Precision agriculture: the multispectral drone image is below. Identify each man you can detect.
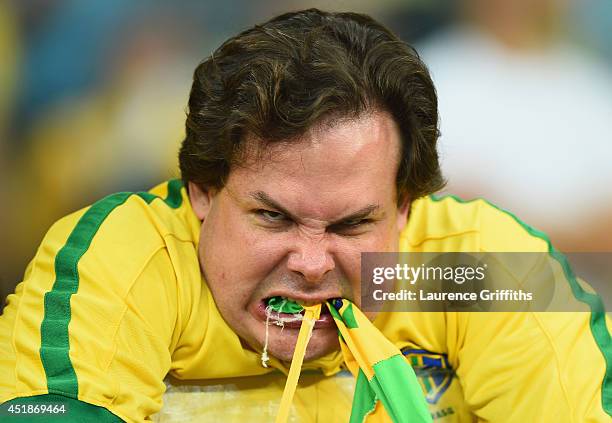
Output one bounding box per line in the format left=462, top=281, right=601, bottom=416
left=0, top=9, right=609, bottom=422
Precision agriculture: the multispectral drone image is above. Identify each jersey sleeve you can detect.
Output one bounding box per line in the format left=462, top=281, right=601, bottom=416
left=402, top=196, right=612, bottom=421
left=455, top=202, right=612, bottom=421
left=0, top=194, right=180, bottom=422
left=455, top=309, right=610, bottom=421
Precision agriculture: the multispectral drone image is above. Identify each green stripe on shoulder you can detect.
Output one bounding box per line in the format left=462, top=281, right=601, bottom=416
left=1, top=394, right=123, bottom=422
left=430, top=194, right=612, bottom=416
left=137, top=178, right=183, bottom=208
left=39, top=180, right=184, bottom=397
left=40, top=192, right=132, bottom=396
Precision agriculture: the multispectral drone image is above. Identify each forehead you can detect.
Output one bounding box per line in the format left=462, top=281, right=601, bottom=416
left=227, top=110, right=402, bottom=217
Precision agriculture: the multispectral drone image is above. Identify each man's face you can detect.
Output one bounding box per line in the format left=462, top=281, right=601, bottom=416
left=189, top=110, right=409, bottom=362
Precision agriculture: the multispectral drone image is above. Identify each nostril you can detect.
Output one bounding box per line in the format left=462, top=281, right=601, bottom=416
left=286, top=249, right=335, bottom=283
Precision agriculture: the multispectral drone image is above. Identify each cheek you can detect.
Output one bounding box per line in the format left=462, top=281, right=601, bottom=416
left=199, top=210, right=289, bottom=304
left=358, top=222, right=400, bottom=252
left=334, top=225, right=400, bottom=291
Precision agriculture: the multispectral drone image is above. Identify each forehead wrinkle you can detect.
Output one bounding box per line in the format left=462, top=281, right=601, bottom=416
left=249, top=190, right=296, bottom=220
left=224, top=110, right=401, bottom=221
left=249, top=189, right=382, bottom=224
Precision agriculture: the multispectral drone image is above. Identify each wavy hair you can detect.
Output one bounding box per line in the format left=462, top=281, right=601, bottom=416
left=179, top=9, right=444, bottom=203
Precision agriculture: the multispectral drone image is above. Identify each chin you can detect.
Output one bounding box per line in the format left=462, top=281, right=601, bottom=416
left=255, top=325, right=340, bottom=363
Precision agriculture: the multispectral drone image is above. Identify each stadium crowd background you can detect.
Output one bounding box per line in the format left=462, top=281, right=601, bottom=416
left=1, top=0, right=611, bottom=304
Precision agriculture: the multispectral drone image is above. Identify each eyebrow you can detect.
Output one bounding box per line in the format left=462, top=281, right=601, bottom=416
left=249, top=191, right=381, bottom=225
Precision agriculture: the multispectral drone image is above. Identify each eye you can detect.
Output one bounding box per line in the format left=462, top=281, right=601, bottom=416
left=328, top=218, right=373, bottom=235
left=342, top=218, right=368, bottom=227
left=258, top=209, right=287, bottom=222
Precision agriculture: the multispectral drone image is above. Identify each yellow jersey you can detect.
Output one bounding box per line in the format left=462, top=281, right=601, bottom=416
left=0, top=180, right=609, bottom=422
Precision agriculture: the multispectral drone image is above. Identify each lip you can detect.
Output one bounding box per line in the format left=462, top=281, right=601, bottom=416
left=251, top=293, right=340, bottom=329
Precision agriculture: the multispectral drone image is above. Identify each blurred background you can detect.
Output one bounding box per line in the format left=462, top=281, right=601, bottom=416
left=1, top=0, right=611, bottom=303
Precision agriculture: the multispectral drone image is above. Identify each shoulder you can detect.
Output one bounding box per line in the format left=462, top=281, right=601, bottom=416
left=47, top=179, right=197, bottom=247
left=37, top=179, right=201, bottom=294
left=0, top=181, right=203, bottom=418
left=401, top=194, right=550, bottom=252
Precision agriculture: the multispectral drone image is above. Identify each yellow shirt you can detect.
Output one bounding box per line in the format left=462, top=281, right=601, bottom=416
left=0, top=180, right=609, bottom=422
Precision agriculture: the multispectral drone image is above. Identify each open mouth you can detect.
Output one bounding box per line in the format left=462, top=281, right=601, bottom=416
left=258, top=295, right=339, bottom=367
left=257, top=296, right=336, bottom=329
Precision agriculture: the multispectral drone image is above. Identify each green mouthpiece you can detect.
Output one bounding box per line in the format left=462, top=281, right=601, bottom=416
left=267, top=296, right=304, bottom=313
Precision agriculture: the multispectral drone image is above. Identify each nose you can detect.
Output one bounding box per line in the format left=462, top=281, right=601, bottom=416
left=286, top=237, right=335, bottom=283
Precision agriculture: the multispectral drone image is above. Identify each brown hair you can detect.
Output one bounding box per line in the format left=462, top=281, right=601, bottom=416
left=179, top=8, right=444, bottom=204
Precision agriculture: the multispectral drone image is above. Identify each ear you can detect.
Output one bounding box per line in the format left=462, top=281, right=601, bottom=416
left=396, top=198, right=411, bottom=231
left=188, top=181, right=216, bottom=221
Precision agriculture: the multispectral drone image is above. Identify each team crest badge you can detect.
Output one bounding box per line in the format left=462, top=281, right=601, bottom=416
left=402, top=348, right=453, bottom=404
